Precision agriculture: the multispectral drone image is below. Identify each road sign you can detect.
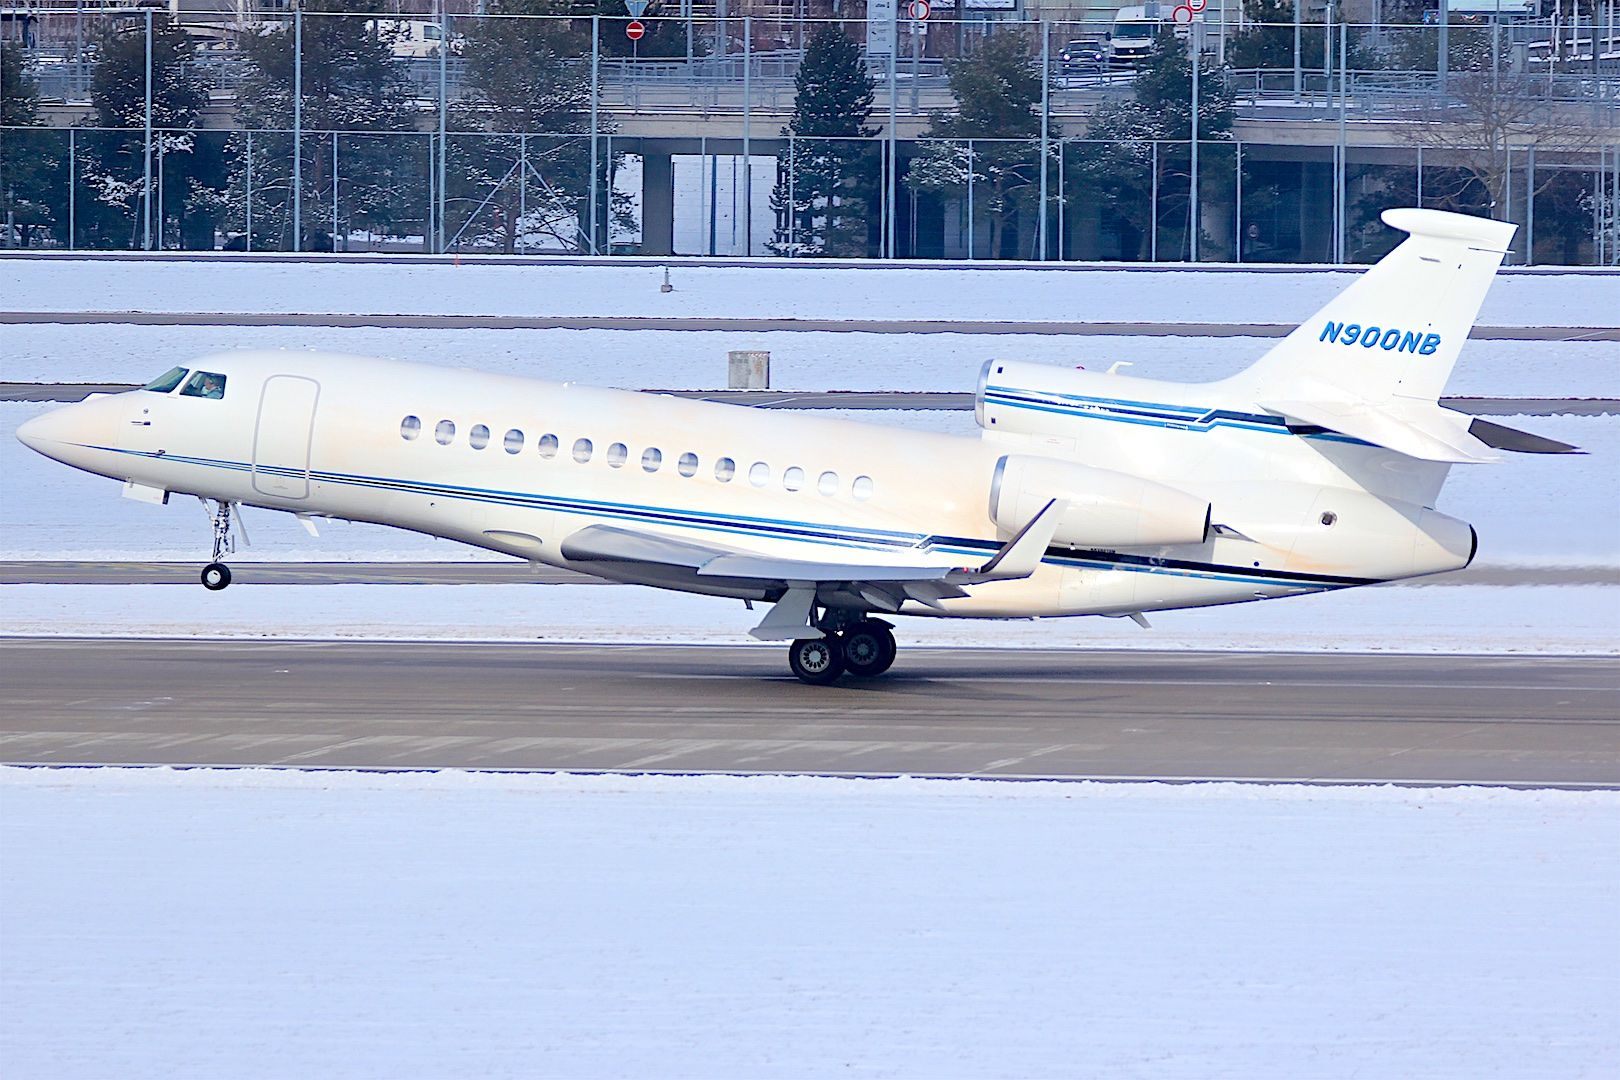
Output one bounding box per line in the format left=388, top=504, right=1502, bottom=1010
left=625, top=19, right=646, bottom=39
left=908, top=0, right=931, bottom=19
left=624, top=0, right=648, bottom=15
left=1171, top=3, right=1195, bottom=21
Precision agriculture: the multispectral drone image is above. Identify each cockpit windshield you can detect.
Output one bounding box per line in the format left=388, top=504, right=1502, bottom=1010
left=142, top=366, right=190, bottom=393
left=179, top=370, right=228, bottom=400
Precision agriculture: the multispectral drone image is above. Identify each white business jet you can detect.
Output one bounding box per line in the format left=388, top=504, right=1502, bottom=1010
left=18, top=208, right=1577, bottom=683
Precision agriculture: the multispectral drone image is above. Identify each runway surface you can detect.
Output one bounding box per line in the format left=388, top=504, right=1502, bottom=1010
left=4, top=383, right=1614, bottom=414
left=4, top=310, right=1616, bottom=340
left=3, top=639, right=1615, bottom=787
left=4, top=560, right=1616, bottom=586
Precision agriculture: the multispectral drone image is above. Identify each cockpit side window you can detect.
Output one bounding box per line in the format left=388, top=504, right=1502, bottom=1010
left=179, top=371, right=228, bottom=400
left=142, top=367, right=190, bottom=393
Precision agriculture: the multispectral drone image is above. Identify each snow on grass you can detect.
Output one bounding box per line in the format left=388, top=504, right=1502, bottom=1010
left=6, top=404, right=1615, bottom=567
left=3, top=581, right=1615, bottom=654
left=5, top=322, right=1616, bottom=398
left=2, top=766, right=1616, bottom=1080
left=4, top=256, right=1613, bottom=327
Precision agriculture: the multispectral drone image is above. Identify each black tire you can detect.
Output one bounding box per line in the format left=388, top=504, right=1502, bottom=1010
left=788, top=637, right=845, bottom=685
left=842, top=621, right=897, bottom=678
left=201, top=562, right=232, bottom=591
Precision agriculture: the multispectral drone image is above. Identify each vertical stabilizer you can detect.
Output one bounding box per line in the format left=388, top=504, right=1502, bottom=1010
left=1238, top=208, right=1517, bottom=406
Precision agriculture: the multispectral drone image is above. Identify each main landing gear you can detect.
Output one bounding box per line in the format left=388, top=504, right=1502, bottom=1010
left=200, top=499, right=242, bottom=591
left=787, top=618, right=898, bottom=685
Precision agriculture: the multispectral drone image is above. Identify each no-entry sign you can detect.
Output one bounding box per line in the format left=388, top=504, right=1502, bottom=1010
left=626, top=19, right=646, bottom=39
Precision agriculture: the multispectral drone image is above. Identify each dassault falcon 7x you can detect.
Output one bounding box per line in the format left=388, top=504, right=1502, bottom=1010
left=18, top=208, right=1579, bottom=683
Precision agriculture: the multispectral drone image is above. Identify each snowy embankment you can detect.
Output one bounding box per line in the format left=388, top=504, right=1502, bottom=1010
left=6, top=322, right=1616, bottom=399
left=3, top=256, right=1614, bottom=327
left=3, top=767, right=1616, bottom=1079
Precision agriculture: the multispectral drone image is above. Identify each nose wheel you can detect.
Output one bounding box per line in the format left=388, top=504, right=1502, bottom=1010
left=198, top=499, right=244, bottom=592
left=787, top=618, right=898, bottom=685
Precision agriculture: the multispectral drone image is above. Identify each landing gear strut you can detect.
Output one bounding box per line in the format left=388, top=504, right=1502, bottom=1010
left=787, top=616, right=898, bottom=685
left=201, top=499, right=238, bottom=591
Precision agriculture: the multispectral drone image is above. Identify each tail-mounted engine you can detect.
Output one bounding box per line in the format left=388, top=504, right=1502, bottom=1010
left=990, top=454, right=1211, bottom=550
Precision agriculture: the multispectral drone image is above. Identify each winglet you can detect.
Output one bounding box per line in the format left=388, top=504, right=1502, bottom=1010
left=972, top=499, right=1067, bottom=581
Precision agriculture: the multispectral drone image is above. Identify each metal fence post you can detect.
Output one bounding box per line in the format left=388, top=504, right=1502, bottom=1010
left=246, top=129, right=253, bottom=252
left=68, top=128, right=75, bottom=251
left=1292, top=0, right=1302, bottom=99
left=293, top=9, right=302, bottom=253
left=332, top=131, right=339, bottom=252
left=743, top=15, right=752, bottom=256
left=887, top=29, right=898, bottom=258
left=1039, top=20, right=1050, bottom=261
left=1150, top=140, right=1159, bottom=261
left=438, top=9, right=449, bottom=253
left=590, top=15, right=600, bottom=254
left=143, top=9, right=152, bottom=250
left=1336, top=16, right=1347, bottom=262
left=1525, top=143, right=1535, bottom=265
left=787, top=131, right=796, bottom=255
left=1190, top=20, right=1200, bottom=262
left=1234, top=139, right=1242, bottom=262
left=966, top=139, right=974, bottom=259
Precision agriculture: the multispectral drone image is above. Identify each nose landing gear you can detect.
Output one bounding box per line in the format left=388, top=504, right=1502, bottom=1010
left=199, top=499, right=244, bottom=591
left=787, top=617, right=898, bottom=685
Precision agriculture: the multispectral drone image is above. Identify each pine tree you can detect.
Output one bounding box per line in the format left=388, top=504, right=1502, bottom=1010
left=447, top=0, right=599, bottom=252
left=1070, top=31, right=1233, bottom=260
left=76, top=15, right=224, bottom=249
left=907, top=33, right=1052, bottom=259
left=768, top=26, right=876, bottom=257
left=229, top=2, right=418, bottom=250
left=1, top=41, right=65, bottom=247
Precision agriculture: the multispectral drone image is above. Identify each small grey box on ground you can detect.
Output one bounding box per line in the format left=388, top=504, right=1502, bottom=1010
left=728, top=350, right=770, bottom=389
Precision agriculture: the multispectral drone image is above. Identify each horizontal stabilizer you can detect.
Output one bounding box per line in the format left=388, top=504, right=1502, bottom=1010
left=1261, top=396, right=1500, bottom=463
left=1467, top=417, right=1585, bottom=455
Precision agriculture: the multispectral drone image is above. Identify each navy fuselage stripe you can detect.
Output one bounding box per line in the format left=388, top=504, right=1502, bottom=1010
left=80, top=443, right=1372, bottom=591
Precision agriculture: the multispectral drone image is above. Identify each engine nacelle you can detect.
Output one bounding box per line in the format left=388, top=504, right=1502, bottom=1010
left=990, top=454, right=1211, bottom=549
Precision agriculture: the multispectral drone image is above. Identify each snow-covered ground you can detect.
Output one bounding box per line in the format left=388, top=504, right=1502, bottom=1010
left=3, top=767, right=1615, bottom=1080
left=5, top=404, right=1615, bottom=567
left=6, top=322, right=1616, bottom=398
left=4, top=256, right=1614, bottom=326
left=4, top=580, right=1617, bottom=653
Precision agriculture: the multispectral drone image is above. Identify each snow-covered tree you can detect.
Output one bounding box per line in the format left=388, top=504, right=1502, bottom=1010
left=908, top=33, right=1054, bottom=259
left=767, top=26, right=876, bottom=257
left=75, top=16, right=223, bottom=249
left=227, top=3, right=418, bottom=250
left=1, top=41, right=66, bottom=247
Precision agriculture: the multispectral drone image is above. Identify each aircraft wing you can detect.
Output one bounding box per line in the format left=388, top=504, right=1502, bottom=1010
left=559, top=499, right=1067, bottom=639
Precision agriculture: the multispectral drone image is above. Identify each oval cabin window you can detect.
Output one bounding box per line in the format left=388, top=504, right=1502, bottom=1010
left=852, top=476, right=875, bottom=501
left=782, top=467, right=805, bottom=492
left=715, top=458, right=736, bottom=483
left=572, top=438, right=594, bottom=463
left=607, top=442, right=628, bottom=468
left=678, top=452, right=699, bottom=478
left=435, top=420, right=456, bottom=445
left=503, top=429, right=524, bottom=454
left=749, top=462, right=770, bottom=487
left=538, top=434, right=559, bottom=459
left=818, top=471, right=838, bottom=496
left=642, top=448, right=663, bottom=472
left=401, top=416, right=422, bottom=441
left=469, top=425, right=491, bottom=450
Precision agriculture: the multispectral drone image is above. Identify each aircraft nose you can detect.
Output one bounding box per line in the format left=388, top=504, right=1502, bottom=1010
left=16, top=404, right=84, bottom=458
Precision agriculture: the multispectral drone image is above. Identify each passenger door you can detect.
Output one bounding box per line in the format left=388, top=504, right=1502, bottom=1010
left=252, top=375, right=320, bottom=499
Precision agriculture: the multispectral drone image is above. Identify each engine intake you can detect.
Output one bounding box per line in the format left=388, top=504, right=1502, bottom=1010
left=990, top=454, right=1211, bottom=549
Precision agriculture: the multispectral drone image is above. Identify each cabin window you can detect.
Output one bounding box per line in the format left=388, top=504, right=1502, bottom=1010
left=435, top=420, right=456, bottom=445
left=400, top=416, right=422, bottom=441
left=818, top=470, right=838, bottom=496
left=715, top=457, right=736, bottom=483
left=641, top=448, right=662, bottom=472
left=572, top=438, right=593, bottom=463
left=179, top=371, right=227, bottom=400
left=678, top=452, right=699, bottom=478
left=749, top=462, right=770, bottom=487
left=143, top=367, right=189, bottom=393
left=503, top=429, right=524, bottom=454
left=538, top=433, right=558, bottom=458
left=782, top=467, right=805, bottom=492
left=852, top=475, right=874, bottom=501
left=469, top=424, right=491, bottom=450
left=607, top=442, right=628, bottom=468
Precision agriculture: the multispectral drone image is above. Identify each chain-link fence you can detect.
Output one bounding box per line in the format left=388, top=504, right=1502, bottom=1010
left=3, top=9, right=1617, bottom=262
